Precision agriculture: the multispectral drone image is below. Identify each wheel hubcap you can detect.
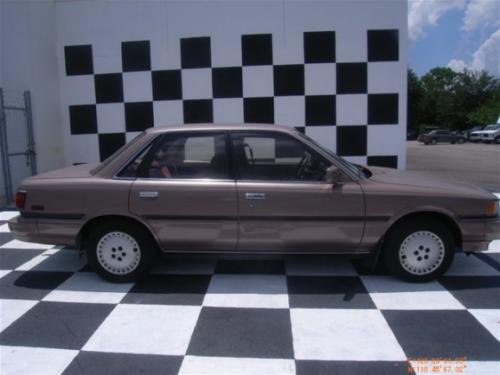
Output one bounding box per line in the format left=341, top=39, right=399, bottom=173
left=96, top=231, right=141, bottom=275
left=399, top=231, right=445, bottom=275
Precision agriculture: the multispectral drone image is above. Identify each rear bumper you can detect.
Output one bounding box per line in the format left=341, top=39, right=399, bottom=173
left=8, top=215, right=80, bottom=247
left=460, top=216, right=500, bottom=252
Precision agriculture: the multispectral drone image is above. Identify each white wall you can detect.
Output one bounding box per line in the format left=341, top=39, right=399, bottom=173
left=1, top=0, right=65, bottom=177
left=1, top=0, right=408, bottom=176
left=56, top=0, right=408, bottom=168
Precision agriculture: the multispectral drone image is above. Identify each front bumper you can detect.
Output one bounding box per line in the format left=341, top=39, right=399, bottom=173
left=460, top=216, right=500, bottom=252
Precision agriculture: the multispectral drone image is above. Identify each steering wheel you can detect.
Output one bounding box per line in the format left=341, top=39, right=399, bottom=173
left=295, top=152, right=311, bottom=179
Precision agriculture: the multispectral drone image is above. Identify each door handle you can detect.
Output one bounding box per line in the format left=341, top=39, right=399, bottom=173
left=245, top=192, right=266, bottom=200
left=139, top=191, right=159, bottom=199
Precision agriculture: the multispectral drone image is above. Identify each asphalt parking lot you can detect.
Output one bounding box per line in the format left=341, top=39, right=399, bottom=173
left=407, top=141, right=500, bottom=192
left=1, top=144, right=500, bottom=374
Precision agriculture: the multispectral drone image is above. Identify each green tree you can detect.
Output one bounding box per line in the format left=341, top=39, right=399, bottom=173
left=407, top=69, right=424, bottom=132
left=467, top=93, right=500, bottom=125
left=407, top=67, right=500, bottom=132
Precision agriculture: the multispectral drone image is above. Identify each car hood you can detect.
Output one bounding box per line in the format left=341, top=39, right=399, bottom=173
left=480, top=130, right=498, bottom=135
left=28, top=163, right=98, bottom=180
left=367, top=167, right=494, bottom=200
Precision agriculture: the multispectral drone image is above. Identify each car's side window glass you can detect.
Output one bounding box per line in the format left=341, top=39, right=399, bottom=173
left=231, top=132, right=331, bottom=181
left=118, top=132, right=229, bottom=179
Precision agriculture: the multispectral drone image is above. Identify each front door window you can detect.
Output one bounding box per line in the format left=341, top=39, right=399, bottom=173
left=230, top=132, right=331, bottom=181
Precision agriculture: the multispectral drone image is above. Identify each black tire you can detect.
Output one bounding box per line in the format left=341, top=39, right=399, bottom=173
left=86, top=220, right=158, bottom=282
left=382, top=217, right=455, bottom=282
left=431, top=138, right=437, bottom=145
left=424, top=142, right=429, bottom=145
left=495, top=137, right=500, bottom=144
left=451, top=141, right=456, bottom=144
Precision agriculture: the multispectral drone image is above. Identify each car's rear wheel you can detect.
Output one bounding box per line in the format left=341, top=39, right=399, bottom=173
left=86, top=220, right=157, bottom=282
left=431, top=138, right=437, bottom=145
left=382, top=218, right=455, bottom=282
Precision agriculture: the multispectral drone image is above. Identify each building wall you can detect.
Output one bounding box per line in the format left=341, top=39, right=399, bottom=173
left=47, top=0, right=406, bottom=170
left=0, top=0, right=65, bottom=201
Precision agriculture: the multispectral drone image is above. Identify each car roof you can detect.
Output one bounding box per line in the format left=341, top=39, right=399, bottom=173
left=145, top=123, right=297, bottom=135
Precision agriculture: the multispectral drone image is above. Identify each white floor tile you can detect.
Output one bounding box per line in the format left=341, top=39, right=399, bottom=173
left=361, top=276, right=465, bottom=310
left=43, top=272, right=133, bottom=304
left=469, top=309, right=500, bottom=341
left=203, top=275, right=288, bottom=309
left=43, top=246, right=63, bottom=255
left=179, top=356, right=296, bottom=375
left=151, top=258, right=216, bottom=275
left=15, top=254, right=50, bottom=271
left=285, top=258, right=357, bottom=276
left=0, top=299, right=38, bottom=332
left=291, top=308, right=406, bottom=361
left=83, top=304, right=201, bottom=355
left=0, top=239, right=54, bottom=250
left=0, top=224, right=10, bottom=233
left=0, top=212, right=19, bottom=221
left=0, top=345, right=78, bottom=375
left=485, top=240, right=500, bottom=253
left=410, top=360, right=500, bottom=375
left=446, top=253, right=500, bottom=276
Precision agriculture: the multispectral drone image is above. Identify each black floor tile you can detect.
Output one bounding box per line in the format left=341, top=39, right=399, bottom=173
left=0, top=249, right=44, bottom=270
left=0, top=271, right=73, bottom=300
left=383, top=310, right=500, bottom=360
left=215, top=259, right=285, bottom=275
left=0, top=233, right=14, bottom=246
left=439, top=276, right=500, bottom=308
left=63, top=351, right=183, bottom=375
left=296, top=360, right=409, bottom=375
left=122, top=274, right=211, bottom=305
left=187, top=307, right=294, bottom=358
left=0, top=302, right=114, bottom=349
left=287, top=276, right=375, bottom=309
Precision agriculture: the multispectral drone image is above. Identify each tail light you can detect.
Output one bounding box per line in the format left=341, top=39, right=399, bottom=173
left=15, top=191, right=26, bottom=210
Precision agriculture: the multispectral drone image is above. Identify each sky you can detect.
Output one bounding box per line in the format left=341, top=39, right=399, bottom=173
left=408, top=0, right=500, bottom=77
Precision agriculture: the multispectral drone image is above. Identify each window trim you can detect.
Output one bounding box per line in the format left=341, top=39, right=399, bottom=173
left=114, top=130, right=234, bottom=181
left=228, top=130, right=336, bottom=184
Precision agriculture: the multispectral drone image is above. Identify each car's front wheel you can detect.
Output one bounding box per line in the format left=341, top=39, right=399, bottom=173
left=86, top=220, right=157, bottom=282
left=382, top=218, right=455, bottom=282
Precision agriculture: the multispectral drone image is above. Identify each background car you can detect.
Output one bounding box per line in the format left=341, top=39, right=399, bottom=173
left=417, top=129, right=467, bottom=145
left=464, top=125, right=484, bottom=142
left=478, top=124, right=500, bottom=144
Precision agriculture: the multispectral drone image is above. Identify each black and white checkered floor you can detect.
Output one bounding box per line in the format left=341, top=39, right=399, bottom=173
left=1, top=211, right=499, bottom=375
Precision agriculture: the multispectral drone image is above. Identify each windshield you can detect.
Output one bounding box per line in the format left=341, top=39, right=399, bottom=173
left=294, top=131, right=364, bottom=178
left=90, top=132, right=146, bottom=175
left=484, top=124, right=499, bottom=130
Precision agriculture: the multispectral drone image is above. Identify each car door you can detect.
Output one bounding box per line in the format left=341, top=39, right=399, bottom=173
left=126, top=131, right=238, bottom=252
left=230, top=131, right=365, bottom=253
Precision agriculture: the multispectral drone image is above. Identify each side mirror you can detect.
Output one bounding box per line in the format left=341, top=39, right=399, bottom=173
left=325, top=165, right=342, bottom=185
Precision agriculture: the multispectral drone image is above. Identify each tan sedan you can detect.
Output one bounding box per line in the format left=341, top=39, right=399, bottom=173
left=9, top=124, right=500, bottom=282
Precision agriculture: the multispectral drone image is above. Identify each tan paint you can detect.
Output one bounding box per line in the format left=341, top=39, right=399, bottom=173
left=9, top=123, right=500, bottom=254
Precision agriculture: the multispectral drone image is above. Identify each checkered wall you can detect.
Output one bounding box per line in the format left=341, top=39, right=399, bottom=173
left=59, top=2, right=406, bottom=168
